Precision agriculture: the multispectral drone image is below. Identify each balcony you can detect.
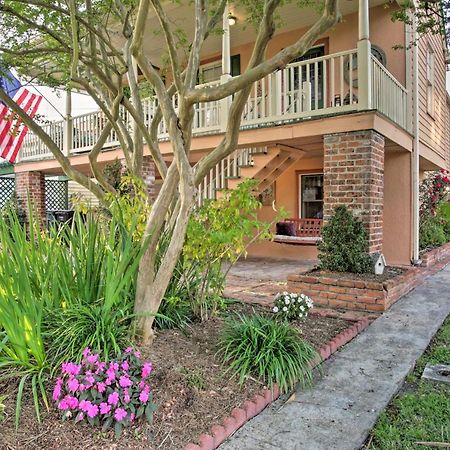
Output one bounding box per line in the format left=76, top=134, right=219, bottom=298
left=18, top=50, right=408, bottom=163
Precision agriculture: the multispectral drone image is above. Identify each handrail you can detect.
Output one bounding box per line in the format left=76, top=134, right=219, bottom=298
left=371, top=56, right=407, bottom=93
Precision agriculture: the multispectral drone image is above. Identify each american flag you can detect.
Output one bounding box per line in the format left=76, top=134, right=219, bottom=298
left=0, top=69, right=42, bottom=164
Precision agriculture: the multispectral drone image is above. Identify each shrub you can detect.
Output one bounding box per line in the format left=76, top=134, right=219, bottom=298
left=318, top=206, right=373, bottom=274
left=272, top=292, right=313, bottom=321
left=419, top=216, right=447, bottom=250
left=217, top=314, right=316, bottom=393
left=53, top=347, right=156, bottom=436
left=182, top=180, right=280, bottom=321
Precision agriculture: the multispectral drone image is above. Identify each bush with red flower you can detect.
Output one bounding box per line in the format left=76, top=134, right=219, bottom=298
left=53, top=347, right=156, bottom=436
left=419, top=169, right=450, bottom=250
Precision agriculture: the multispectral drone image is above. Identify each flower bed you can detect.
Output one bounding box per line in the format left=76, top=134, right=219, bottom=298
left=288, top=244, right=450, bottom=313
left=0, top=303, right=352, bottom=450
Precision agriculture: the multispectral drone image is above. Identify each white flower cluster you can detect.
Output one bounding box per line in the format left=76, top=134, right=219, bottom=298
left=272, top=291, right=313, bottom=321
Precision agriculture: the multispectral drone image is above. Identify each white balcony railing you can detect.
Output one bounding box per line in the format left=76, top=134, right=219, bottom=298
left=371, top=56, right=408, bottom=130
left=19, top=49, right=408, bottom=162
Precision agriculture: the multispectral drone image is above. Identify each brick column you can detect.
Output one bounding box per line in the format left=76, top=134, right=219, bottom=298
left=120, top=156, right=155, bottom=201
left=15, top=171, right=46, bottom=224
left=323, top=130, right=384, bottom=253
left=142, top=156, right=155, bottom=201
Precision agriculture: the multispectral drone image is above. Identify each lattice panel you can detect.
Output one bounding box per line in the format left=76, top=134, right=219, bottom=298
left=0, top=177, right=15, bottom=209
left=45, top=180, right=68, bottom=210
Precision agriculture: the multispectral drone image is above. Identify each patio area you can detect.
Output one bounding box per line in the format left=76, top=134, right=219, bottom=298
left=224, top=257, right=316, bottom=306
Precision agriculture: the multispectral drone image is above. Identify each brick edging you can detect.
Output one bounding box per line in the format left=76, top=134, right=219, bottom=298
left=184, top=316, right=370, bottom=450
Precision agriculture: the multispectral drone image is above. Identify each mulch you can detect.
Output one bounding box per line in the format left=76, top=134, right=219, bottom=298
left=308, top=266, right=407, bottom=282
left=0, top=303, right=350, bottom=450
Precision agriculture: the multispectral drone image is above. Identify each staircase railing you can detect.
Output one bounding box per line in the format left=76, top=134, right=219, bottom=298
left=196, top=147, right=267, bottom=207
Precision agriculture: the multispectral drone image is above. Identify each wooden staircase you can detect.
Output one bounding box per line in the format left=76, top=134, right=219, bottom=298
left=197, top=146, right=303, bottom=206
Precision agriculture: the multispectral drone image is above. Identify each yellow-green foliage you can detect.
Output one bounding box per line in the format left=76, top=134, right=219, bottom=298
left=107, top=176, right=151, bottom=241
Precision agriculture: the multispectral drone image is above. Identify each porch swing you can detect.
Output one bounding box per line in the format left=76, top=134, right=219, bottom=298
left=273, top=218, right=323, bottom=245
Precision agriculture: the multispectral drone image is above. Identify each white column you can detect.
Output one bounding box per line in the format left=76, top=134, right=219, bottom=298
left=220, top=3, right=232, bottom=131
left=63, top=88, right=73, bottom=156
left=411, top=13, right=420, bottom=264
left=222, top=3, right=231, bottom=76
left=357, top=0, right=372, bottom=110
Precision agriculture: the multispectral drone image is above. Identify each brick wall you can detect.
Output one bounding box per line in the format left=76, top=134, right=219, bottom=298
left=142, top=156, right=155, bottom=201
left=323, top=130, right=385, bottom=253
left=120, top=156, right=155, bottom=201
left=15, top=171, right=46, bottom=223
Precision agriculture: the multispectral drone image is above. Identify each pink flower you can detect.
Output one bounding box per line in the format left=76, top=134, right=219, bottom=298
left=121, top=361, right=129, bottom=371
left=107, top=392, right=119, bottom=406
left=139, top=390, right=149, bottom=403
left=67, top=377, right=79, bottom=392
left=130, top=412, right=135, bottom=422
left=124, top=392, right=131, bottom=404
left=52, top=380, right=62, bottom=401
left=106, top=368, right=116, bottom=381
left=84, top=374, right=95, bottom=385
left=79, top=400, right=92, bottom=412
left=114, top=407, right=127, bottom=422
left=141, top=362, right=152, bottom=378
left=75, top=412, right=84, bottom=422
left=66, top=396, right=79, bottom=409
left=96, top=382, right=106, bottom=393
left=86, top=354, right=98, bottom=365
left=58, top=398, right=69, bottom=410
left=61, top=362, right=81, bottom=376
left=87, top=403, right=99, bottom=418
left=100, top=402, right=111, bottom=415
left=124, top=347, right=133, bottom=353
left=82, top=347, right=91, bottom=358
left=119, top=375, right=132, bottom=388
left=134, top=350, right=141, bottom=358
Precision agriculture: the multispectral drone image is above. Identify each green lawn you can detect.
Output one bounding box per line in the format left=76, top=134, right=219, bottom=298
left=368, top=316, right=450, bottom=450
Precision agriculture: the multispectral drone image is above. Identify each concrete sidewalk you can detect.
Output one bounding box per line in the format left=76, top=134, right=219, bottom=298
left=221, top=265, right=450, bottom=450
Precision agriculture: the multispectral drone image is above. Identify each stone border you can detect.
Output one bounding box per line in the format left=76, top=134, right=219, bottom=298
left=184, top=316, right=370, bottom=450
left=287, top=245, right=450, bottom=313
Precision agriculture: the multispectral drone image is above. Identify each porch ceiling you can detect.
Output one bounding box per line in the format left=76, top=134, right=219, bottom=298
left=112, top=0, right=387, bottom=67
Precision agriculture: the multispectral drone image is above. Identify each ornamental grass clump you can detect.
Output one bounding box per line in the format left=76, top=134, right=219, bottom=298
left=272, top=292, right=313, bottom=321
left=218, top=314, right=317, bottom=393
left=53, top=348, right=156, bottom=436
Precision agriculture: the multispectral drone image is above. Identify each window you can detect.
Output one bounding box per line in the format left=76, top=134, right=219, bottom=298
left=426, top=47, right=435, bottom=115
left=299, top=174, right=324, bottom=219
left=198, top=55, right=241, bottom=84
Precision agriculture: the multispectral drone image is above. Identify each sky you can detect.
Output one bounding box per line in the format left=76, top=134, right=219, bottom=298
left=27, top=85, right=98, bottom=121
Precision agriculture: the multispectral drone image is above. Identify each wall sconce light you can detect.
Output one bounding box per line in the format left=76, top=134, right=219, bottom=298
left=228, top=14, right=237, bottom=26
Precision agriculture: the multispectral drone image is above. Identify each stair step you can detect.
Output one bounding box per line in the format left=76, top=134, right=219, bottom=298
left=238, top=164, right=254, bottom=169
left=224, top=176, right=240, bottom=180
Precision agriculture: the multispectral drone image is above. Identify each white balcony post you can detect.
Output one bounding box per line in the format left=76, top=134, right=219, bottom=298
left=220, top=3, right=232, bottom=132
left=270, top=71, right=282, bottom=117
left=357, top=0, right=372, bottom=110
left=63, top=88, right=73, bottom=156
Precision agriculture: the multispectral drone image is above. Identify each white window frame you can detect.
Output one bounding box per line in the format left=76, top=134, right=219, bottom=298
left=298, top=172, right=324, bottom=219
left=198, top=60, right=222, bottom=84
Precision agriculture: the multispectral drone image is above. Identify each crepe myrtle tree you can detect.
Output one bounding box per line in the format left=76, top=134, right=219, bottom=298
left=0, top=0, right=341, bottom=344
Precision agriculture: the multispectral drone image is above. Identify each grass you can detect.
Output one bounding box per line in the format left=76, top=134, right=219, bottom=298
left=368, top=316, right=450, bottom=450
left=217, top=314, right=317, bottom=393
